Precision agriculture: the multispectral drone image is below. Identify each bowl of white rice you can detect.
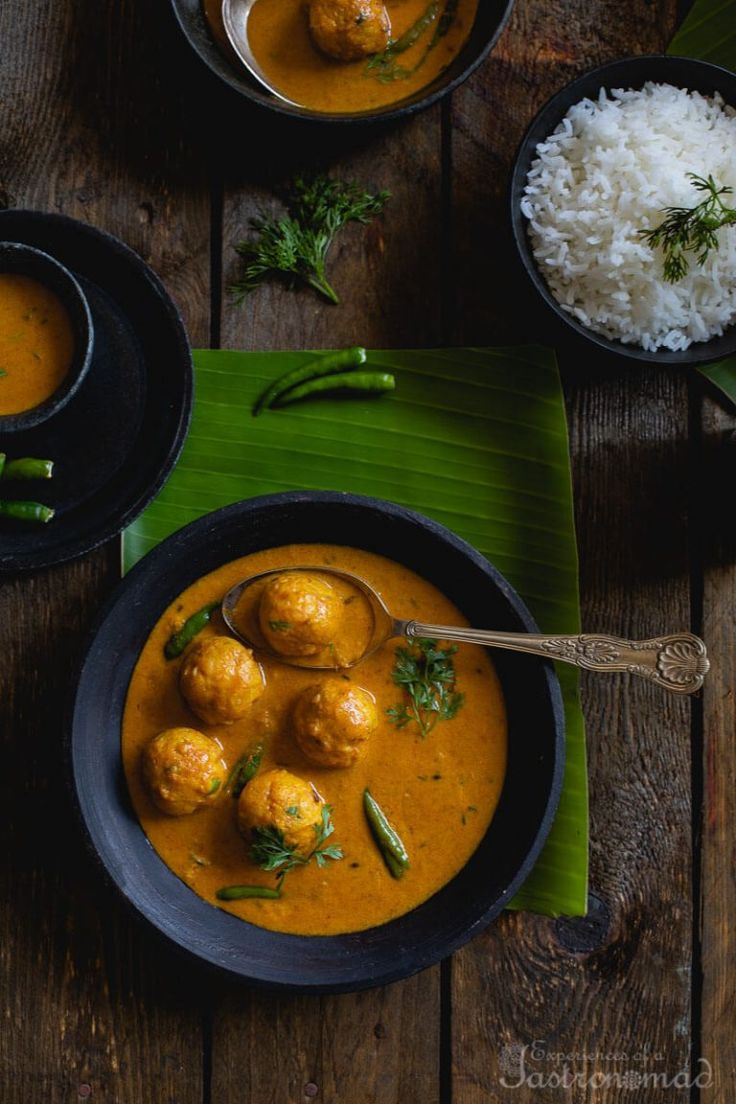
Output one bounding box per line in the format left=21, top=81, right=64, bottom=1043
left=511, top=56, right=736, bottom=364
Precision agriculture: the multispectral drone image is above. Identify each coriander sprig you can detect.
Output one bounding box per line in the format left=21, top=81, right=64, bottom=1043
left=641, top=173, right=736, bottom=283
left=232, top=175, right=390, bottom=305
left=250, top=804, right=343, bottom=885
left=386, top=637, right=464, bottom=738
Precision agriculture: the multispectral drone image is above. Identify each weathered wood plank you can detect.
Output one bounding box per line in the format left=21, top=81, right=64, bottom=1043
left=212, top=974, right=441, bottom=1103
left=448, top=0, right=694, bottom=1097
left=0, top=1, right=210, bottom=1100
left=698, top=390, right=736, bottom=1104
left=220, top=115, right=444, bottom=351
left=452, top=368, right=694, bottom=1104
left=212, top=113, right=445, bottom=1104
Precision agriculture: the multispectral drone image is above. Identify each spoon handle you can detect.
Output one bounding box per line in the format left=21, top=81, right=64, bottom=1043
left=403, top=624, right=710, bottom=695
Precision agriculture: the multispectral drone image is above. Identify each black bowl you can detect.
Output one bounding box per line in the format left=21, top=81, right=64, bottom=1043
left=169, top=0, right=514, bottom=124
left=0, top=241, right=94, bottom=432
left=510, top=55, right=736, bottom=367
left=69, top=492, right=565, bottom=992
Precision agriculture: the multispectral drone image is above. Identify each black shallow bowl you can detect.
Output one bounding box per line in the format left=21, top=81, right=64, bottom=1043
left=510, top=55, right=736, bottom=367
left=169, top=0, right=514, bottom=124
left=69, top=492, right=565, bottom=993
left=0, top=210, right=193, bottom=573
left=0, top=242, right=94, bottom=432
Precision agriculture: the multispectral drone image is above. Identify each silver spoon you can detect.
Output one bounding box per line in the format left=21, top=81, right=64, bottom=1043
left=221, top=0, right=304, bottom=106
left=221, top=567, right=709, bottom=695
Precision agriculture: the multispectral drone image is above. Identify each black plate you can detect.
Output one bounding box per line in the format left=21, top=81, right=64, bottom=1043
left=0, top=211, right=192, bottom=572
left=69, top=492, right=565, bottom=993
left=169, top=0, right=515, bottom=124
left=510, top=55, right=736, bottom=367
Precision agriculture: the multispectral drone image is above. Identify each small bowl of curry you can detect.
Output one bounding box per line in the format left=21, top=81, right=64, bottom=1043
left=0, top=242, right=94, bottom=433
left=186, top=0, right=514, bottom=121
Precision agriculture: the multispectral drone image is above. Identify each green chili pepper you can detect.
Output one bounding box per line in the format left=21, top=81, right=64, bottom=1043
left=253, top=347, right=367, bottom=415
left=432, top=0, right=459, bottom=43
left=368, top=1, right=439, bottom=69
left=216, top=885, right=282, bottom=901
left=226, top=743, right=264, bottom=798
left=1, top=457, right=54, bottom=480
left=0, top=500, right=54, bottom=523
left=363, top=789, right=410, bottom=879
left=0, top=454, right=5, bottom=479
left=164, top=601, right=220, bottom=660
left=273, top=372, right=395, bottom=409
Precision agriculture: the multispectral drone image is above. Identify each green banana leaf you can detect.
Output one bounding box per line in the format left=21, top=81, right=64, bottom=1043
left=697, top=358, right=736, bottom=404
left=670, top=0, right=736, bottom=402
left=669, top=0, right=736, bottom=67
left=124, top=347, right=588, bottom=917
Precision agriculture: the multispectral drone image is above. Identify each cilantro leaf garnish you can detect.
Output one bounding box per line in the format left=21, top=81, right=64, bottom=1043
left=386, top=637, right=464, bottom=738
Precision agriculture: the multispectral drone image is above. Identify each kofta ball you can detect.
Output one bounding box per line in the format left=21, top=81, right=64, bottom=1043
left=179, top=635, right=264, bottom=726
left=258, top=572, right=342, bottom=657
left=293, top=678, right=377, bottom=768
left=142, top=727, right=225, bottom=816
left=237, top=768, right=326, bottom=857
left=308, top=0, right=391, bottom=61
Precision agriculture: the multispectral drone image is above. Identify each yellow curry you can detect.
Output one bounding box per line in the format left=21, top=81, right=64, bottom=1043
left=122, top=543, right=507, bottom=936
left=203, top=0, right=479, bottom=114
left=0, top=273, right=73, bottom=415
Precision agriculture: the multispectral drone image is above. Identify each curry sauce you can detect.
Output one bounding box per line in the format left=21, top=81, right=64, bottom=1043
left=0, top=273, right=73, bottom=415
left=122, top=543, right=507, bottom=936
left=203, top=0, right=479, bottom=114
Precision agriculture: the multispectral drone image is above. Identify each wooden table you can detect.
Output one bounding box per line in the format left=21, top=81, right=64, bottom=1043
left=1, top=1, right=734, bottom=1101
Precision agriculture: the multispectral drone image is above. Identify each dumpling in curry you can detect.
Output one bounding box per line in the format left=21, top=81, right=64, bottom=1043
left=258, top=572, right=342, bottom=657
left=237, top=767, right=325, bottom=858
left=143, top=727, right=225, bottom=816
left=308, top=0, right=391, bottom=61
left=179, top=635, right=264, bottom=726
left=293, top=678, right=377, bottom=768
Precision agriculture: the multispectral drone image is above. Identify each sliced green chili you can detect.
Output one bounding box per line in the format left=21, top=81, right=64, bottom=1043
left=368, top=1, right=439, bottom=72
left=216, top=884, right=282, bottom=901
left=226, top=743, right=264, bottom=798
left=164, top=601, right=220, bottom=660
left=368, top=0, right=458, bottom=82
left=1, top=457, right=54, bottom=480
left=363, top=789, right=410, bottom=879
left=253, top=347, right=367, bottom=415
left=0, top=500, right=54, bottom=523
left=273, top=372, right=395, bottom=408
left=432, top=0, right=459, bottom=43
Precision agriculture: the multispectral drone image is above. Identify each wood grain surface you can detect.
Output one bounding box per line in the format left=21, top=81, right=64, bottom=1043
left=1, top=0, right=733, bottom=1102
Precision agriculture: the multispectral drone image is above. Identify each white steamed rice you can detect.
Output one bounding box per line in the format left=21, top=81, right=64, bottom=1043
left=521, top=81, right=736, bottom=352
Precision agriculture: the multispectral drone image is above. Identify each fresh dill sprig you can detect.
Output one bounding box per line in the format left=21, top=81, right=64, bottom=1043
left=250, top=804, right=344, bottom=885
left=640, top=173, right=736, bottom=283
left=386, top=637, right=464, bottom=738
left=232, top=175, right=390, bottom=305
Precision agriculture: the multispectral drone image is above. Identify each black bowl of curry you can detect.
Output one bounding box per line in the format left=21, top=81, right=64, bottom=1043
left=171, top=0, right=514, bottom=122
left=0, top=242, right=94, bottom=433
left=69, top=492, right=565, bottom=992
